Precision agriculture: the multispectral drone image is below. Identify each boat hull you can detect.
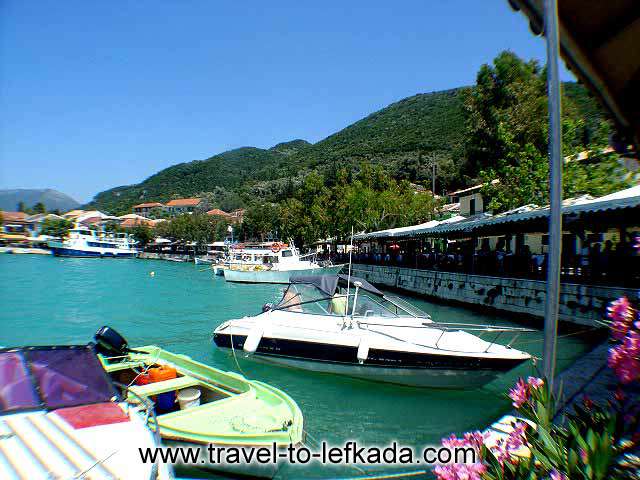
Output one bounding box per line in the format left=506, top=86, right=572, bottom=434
left=213, top=333, right=527, bottom=389
left=223, top=264, right=344, bottom=284
left=49, top=246, right=137, bottom=257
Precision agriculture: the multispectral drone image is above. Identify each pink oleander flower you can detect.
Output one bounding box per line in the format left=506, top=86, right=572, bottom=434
left=608, top=334, right=640, bottom=384
left=549, top=469, right=567, bottom=480
left=607, top=342, right=640, bottom=384
left=492, top=421, right=528, bottom=466
left=435, top=432, right=487, bottom=480
left=527, top=376, right=544, bottom=389
left=509, top=377, right=530, bottom=408
left=607, top=297, right=634, bottom=340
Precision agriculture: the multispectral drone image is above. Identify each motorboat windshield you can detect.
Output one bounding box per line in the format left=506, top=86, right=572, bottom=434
left=274, top=276, right=430, bottom=319
left=0, top=345, right=118, bottom=414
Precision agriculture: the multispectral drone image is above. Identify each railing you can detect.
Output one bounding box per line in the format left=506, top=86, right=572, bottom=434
left=321, top=252, right=640, bottom=288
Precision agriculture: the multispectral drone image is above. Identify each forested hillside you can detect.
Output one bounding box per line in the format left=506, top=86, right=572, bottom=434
left=86, top=54, right=606, bottom=216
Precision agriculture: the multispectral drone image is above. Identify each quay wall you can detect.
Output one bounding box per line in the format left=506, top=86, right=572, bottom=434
left=351, top=264, right=638, bottom=326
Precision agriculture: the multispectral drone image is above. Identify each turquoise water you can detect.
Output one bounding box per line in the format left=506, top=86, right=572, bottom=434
left=0, top=255, right=596, bottom=478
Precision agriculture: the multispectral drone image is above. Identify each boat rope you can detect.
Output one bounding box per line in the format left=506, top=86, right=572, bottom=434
left=505, top=327, right=600, bottom=347
left=72, top=449, right=118, bottom=479
left=228, top=325, right=249, bottom=377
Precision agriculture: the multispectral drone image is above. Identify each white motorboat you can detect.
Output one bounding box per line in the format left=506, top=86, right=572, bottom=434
left=220, top=242, right=344, bottom=284
left=213, top=275, right=533, bottom=389
left=194, top=241, right=227, bottom=265
left=0, top=345, right=171, bottom=479
left=48, top=227, right=138, bottom=258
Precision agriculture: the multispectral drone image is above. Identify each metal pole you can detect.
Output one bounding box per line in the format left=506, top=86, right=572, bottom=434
left=542, top=0, right=563, bottom=386
left=432, top=161, right=436, bottom=195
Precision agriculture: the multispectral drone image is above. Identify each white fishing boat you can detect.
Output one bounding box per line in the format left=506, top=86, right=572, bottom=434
left=48, top=227, right=138, bottom=258
left=194, top=241, right=227, bottom=265
left=213, top=274, right=533, bottom=389
left=0, top=345, right=171, bottom=479
left=221, top=242, right=343, bottom=284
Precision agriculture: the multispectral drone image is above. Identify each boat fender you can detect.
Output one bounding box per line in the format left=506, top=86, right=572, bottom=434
left=244, top=326, right=264, bottom=354
left=357, top=337, right=369, bottom=364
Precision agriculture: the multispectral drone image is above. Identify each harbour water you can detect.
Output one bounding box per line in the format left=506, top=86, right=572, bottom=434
left=0, top=255, right=597, bottom=478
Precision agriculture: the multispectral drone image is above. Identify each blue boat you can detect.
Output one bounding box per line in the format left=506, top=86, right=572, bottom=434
left=48, top=227, right=139, bottom=258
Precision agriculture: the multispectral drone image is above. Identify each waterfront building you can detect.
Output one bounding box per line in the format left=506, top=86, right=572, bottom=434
left=24, top=213, right=65, bottom=236
left=164, top=198, right=203, bottom=215
left=132, top=202, right=164, bottom=216
left=341, top=185, right=640, bottom=325
left=120, top=216, right=157, bottom=229
left=0, top=211, right=32, bottom=244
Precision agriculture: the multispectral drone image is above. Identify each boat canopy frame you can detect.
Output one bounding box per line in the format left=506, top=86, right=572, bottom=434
left=290, top=274, right=383, bottom=297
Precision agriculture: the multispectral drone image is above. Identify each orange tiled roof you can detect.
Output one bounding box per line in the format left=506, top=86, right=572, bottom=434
left=1, top=211, right=29, bottom=222
left=206, top=208, right=231, bottom=217
left=132, top=202, right=164, bottom=209
left=166, top=198, right=201, bottom=207
left=79, top=216, right=104, bottom=225
left=120, top=217, right=155, bottom=228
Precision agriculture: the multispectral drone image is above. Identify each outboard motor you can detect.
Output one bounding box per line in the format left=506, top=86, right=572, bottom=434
left=94, top=325, right=129, bottom=357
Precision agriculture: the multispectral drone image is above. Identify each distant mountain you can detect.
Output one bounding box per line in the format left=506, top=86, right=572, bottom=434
left=86, top=82, right=604, bottom=215
left=0, top=189, right=80, bottom=212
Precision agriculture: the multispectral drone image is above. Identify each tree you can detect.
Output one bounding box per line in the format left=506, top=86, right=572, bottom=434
left=17, top=201, right=26, bottom=212
left=40, top=218, right=73, bottom=238
left=241, top=203, right=280, bottom=241
left=463, top=50, right=547, bottom=180
left=466, top=51, right=630, bottom=213
left=32, top=202, right=46, bottom=214
left=131, top=225, right=154, bottom=247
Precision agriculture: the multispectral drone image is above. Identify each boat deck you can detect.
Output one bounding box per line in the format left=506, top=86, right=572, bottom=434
left=0, top=412, right=122, bottom=480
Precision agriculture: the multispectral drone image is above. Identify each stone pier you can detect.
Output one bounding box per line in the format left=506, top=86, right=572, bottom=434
left=351, top=264, right=637, bottom=326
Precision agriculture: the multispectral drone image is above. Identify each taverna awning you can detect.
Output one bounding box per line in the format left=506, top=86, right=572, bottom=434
left=414, top=185, right=640, bottom=237
left=352, top=215, right=465, bottom=241
left=351, top=186, right=640, bottom=241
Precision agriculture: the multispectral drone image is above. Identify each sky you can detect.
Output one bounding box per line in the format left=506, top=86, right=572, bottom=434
left=0, top=0, right=575, bottom=203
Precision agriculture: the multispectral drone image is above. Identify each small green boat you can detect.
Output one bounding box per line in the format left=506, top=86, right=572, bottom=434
left=95, top=326, right=304, bottom=478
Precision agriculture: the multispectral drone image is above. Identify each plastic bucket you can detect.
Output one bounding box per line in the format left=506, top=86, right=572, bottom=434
left=177, top=387, right=201, bottom=410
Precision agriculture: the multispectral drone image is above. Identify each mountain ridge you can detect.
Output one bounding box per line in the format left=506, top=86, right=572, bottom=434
left=86, top=82, right=602, bottom=215
left=0, top=188, right=80, bottom=212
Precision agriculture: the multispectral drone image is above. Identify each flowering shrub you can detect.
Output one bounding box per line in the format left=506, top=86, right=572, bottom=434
left=434, top=296, right=640, bottom=480
left=606, top=296, right=640, bottom=384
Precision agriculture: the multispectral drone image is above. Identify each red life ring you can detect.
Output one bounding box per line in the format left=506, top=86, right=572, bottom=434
left=271, top=243, right=281, bottom=253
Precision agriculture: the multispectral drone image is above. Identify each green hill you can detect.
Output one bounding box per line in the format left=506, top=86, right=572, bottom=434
left=86, top=82, right=603, bottom=215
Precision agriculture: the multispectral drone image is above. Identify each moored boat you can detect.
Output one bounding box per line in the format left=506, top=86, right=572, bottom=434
left=95, top=326, right=304, bottom=478
left=48, top=227, right=138, bottom=258
left=0, top=344, right=171, bottom=480
left=213, top=275, right=533, bottom=389
left=221, top=241, right=344, bottom=284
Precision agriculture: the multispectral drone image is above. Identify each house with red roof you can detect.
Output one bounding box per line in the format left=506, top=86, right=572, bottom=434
left=165, top=198, right=203, bottom=215
left=132, top=202, right=165, bottom=216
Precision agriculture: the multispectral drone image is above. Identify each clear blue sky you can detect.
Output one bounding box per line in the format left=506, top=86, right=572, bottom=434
left=0, top=0, right=574, bottom=203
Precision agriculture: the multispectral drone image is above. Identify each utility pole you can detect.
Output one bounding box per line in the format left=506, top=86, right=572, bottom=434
left=432, top=161, right=436, bottom=195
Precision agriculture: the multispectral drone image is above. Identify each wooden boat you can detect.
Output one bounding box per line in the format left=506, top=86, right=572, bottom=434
left=95, top=327, right=304, bottom=478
